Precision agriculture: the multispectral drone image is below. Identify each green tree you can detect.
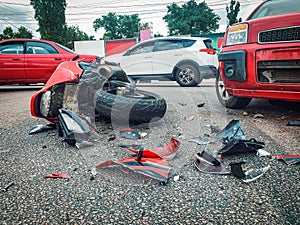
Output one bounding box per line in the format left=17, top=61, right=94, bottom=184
left=0, top=26, right=33, bottom=40
left=226, top=0, right=242, bottom=27
left=15, top=26, right=33, bottom=38
left=163, top=0, right=220, bottom=35
left=93, top=13, right=140, bottom=39
left=0, top=27, right=15, bottom=40
left=30, top=0, right=67, bottom=44
left=64, top=25, right=92, bottom=49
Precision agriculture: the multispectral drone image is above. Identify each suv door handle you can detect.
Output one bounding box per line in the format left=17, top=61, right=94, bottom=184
left=144, top=56, right=152, bottom=59
left=174, top=54, right=183, bottom=56
left=55, top=58, right=62, bottom=60
left=12, top=58, right=21, bottom=61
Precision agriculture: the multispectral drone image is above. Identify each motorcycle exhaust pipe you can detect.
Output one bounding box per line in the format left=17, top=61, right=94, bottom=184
left=98, top=65, right=123, bottom=77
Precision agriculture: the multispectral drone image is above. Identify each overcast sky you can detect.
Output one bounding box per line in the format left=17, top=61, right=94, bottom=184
left=0, top=0, right=261, bottom=39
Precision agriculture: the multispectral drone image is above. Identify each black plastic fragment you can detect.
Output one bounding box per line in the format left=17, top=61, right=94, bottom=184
left=230, top=161, right=246, bottom=179
left=218, top=138, right=265, bottom=155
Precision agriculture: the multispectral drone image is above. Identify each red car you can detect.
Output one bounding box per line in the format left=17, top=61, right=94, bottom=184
left=0, top=38, right=97, bottom=85
left=216, top=0, right=300, bottom=108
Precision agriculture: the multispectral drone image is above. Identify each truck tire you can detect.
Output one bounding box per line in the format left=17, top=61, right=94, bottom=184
left=95, top=89, right=167, bottom=125
left=216, top=73, right=251, bottom=109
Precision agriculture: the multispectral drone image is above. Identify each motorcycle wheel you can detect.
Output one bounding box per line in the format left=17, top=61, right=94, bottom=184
left=95, top=89, right=167, bottom=125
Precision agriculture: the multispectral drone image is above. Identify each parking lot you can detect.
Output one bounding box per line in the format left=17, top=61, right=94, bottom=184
left=0, top=79, right=299, bottom=224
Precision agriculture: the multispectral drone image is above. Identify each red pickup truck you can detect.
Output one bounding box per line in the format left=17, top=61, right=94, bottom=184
left=216, top=0, right=300, bottom=108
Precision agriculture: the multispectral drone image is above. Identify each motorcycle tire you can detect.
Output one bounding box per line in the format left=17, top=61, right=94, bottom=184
left=95, top=89, right=167, bottom=125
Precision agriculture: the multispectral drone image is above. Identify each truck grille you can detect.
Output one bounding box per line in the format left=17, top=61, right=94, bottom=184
left=258, top=26, right=300, bottom=43
left=257, top=60, right=300, bottom=84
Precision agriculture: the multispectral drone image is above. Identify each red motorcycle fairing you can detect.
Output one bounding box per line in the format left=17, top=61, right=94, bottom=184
left=30, top=61, right=83, bottom=122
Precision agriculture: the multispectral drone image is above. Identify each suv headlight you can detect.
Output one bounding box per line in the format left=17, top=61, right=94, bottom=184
left=40, top=91, right=51, bottom=117
left=226, top=24, right=248, bottom=46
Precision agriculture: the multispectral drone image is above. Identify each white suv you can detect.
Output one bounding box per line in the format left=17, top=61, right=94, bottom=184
left=105, top=37, right=218, bottom=87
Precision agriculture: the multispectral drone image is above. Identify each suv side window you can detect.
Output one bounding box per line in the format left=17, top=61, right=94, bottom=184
left=203, top=39, right=214, bottom=49
left=26, top=41, right=58, bottom=54
left=155, top=40, right=183, bottom=51
left=0, top=42, right=24, bottom=54
left=183, top=39, right=196, bottom=47
left=126, top=41, right=155, bottom=56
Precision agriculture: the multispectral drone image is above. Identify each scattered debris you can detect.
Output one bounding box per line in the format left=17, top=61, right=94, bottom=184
left=277, top=154, right=300, bottom=165
left=254, top=113, right=264, bottom=119
left=178, top=103, right=187, bottom=106
left=2, top=182, right=14, bottom=192
left=230, top=161, right=270, bottom=183
left=216, top=120, right=265, bottom=155
left=90, top=168, right=98, bottom=180
left=210, top=124, right=221, bottom=133
left=119, top=128, right=142, bottom=140
left=217, top=120, right=245, bottom=141
left=194, top=150, right=231, bottom=175
left=286, top=121, right=300, bottom=127
left=29, top=123, right=56, bottom=135
left=242, top=111, right=249, bottom=116
left=218, top=138, right=265, bottom=155
left=58, top=109, right=100, bottom=148
left=44, top=173, right=71, bottom=179
left=189, top=137, right=210, bottom=145
left=173, top=175, right=181, bottom=182
left=127, top=138, right=180, bottom=160
left=197, top=102, right=205, bottom=107
left=257, top=149, right=272, bottom=158
left=184, top=116, right=195, bottom=122
left=95, top=148, right=171, bottom=184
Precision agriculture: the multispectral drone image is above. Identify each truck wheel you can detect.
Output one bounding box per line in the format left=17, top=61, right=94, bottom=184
left=216, top=73, right=251, bottom=109
left=175, top=64, right=200, bottom=87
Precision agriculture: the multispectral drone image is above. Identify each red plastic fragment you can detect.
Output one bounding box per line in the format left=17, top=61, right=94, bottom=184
left=127, top=138, right=180, bottom=160
left=44, top=173, right=71, bottom=179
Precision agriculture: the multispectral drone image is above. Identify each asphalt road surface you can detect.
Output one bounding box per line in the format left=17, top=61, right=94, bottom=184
left=0, top=79, right=299, bottom=224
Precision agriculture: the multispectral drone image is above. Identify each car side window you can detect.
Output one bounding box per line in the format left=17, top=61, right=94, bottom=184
left=127, top=41, right=155, bottom=55
left=0, top=42, right=24, bottom=54
left=155, top=40, right=183, bottom=51
left=26, top=41, right=58, bottom=54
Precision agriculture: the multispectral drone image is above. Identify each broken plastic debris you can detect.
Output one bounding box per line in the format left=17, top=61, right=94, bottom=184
left=189, top=137, right=210, bottom=145
left=90, top=168, right=98, bottom=180
left=119, top=128, right=141, bottom=140
left=29, top=123, right=55, bottom=135
left=254, top=113, right=264, bottom=119
left=127, top=138, right=180, bottom=160
left=277, top=154, right=300, bottom=165
left=218, top=138, right=265, bottom=155
left=194, top=150, right=231, bottom=175
left=44, top=173, right=71, bottom=179
left=217, top=120, right=245, bottom=141
left=257, top=149, right=271, bottom=158
left=2, top=182, right=14, bottom=192
left=230, top=161, right=270, bottom=183
left=197, top=102, right=205, bottom=107
left=173, top=175, right=180, bottom=182
left=286, top=121, right=300, bottom=127
left=58, top=109, right=100, bottom=148
left=95, top=148, right=171, bottom=184
left=184, top=116, right=195, bottom=122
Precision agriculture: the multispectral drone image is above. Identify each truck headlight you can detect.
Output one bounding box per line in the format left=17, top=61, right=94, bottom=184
left=226, top=24, right=248, bottom=46
left=40, top=91, right=51, bottom=117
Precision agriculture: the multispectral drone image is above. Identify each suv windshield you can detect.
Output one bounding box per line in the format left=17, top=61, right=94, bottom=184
left=248, top=0, right=300, bottom=20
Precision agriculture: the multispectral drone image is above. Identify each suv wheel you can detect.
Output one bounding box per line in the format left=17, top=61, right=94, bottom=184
left=216, top=73, right=251, bottom=109
left=175, top=64, right=199, bottom=87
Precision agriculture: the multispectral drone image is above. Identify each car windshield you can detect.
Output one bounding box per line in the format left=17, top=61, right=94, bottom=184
left=55, top=42, right=75, bottom=53
left=248, top=0, right=300, bottom=20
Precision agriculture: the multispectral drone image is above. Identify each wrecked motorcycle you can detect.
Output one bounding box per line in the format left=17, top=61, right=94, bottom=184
left=30, top=57, right=167, bottom=125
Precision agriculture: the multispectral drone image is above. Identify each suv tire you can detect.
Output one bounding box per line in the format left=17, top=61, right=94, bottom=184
left=175, top=63, right=200, bottom=87
left=216, top=73, right=251, bottom=109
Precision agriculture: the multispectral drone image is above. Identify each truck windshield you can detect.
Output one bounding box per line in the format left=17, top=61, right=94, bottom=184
left=248, top=0, right=300, bottom=20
